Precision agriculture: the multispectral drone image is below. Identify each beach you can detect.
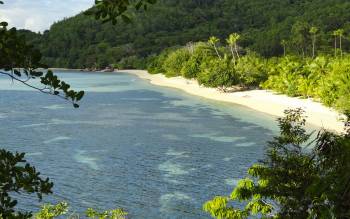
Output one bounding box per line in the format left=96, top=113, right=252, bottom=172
left=119, top=69, right=345, bottom=133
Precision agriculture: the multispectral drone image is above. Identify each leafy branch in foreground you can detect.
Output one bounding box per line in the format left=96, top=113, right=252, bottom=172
left=204, top=109, right=350, bottom=218
left=0, top=150, right=53, bottom=219
left=34, top=202, right=128, bottom=219
left=0, top=18, right=84, bottom=108
left=0, top=2, right=85, bottom=217
left=87, top=0, right=157, bottom=24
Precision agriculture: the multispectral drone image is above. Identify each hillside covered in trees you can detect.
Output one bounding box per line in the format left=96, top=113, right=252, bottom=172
left=22, top=0, right=350, bottom=69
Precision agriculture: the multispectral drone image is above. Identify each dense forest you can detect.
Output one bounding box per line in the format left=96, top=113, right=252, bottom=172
left=21, top=0, right=350, bottom=69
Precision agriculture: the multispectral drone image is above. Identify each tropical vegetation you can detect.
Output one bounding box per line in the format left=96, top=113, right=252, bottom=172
left=147, top=29, right=350, bottom=112
left=204, top=109, right=350, bottom=218
left=2, top=0, right=350, bottom=218
left=19, top=0, right=350, bottom=69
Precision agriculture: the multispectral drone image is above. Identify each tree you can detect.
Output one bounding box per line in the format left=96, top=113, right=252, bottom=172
left=226, top=34, right=237, bottom=63
left=309, top=26, right=318, bottom=58
left=204, top=109, right=350, bottom=218
left=292, top=21, right=310, bottom=58
left=208, top=36, right=222, bottom=59
left=280, top=39, right=287, bottom=56
left=229, top=33, right=241, bottom=60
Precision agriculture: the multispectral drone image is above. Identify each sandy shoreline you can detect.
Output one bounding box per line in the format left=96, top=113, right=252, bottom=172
left=118, top=69, right=345, bottom=133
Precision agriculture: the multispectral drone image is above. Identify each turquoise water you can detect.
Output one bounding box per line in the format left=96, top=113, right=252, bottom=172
left=0, top=71, right=278, bottom=218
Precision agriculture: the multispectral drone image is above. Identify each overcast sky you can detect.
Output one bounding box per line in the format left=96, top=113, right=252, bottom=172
left=0, top=0, right=94, bottom=32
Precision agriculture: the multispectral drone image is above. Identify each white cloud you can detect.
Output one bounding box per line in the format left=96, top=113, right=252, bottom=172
left=0, top=0, right=94, bottom=32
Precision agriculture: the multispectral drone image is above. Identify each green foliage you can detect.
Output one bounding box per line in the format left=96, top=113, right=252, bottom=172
left=235, top=53, right=267, bottom=87
left=90, top=0, right=157, bottom=24
left=34, top=202, right=128, bottom=219
left=0, top=18, right=84, bottom=108
left=0, top=150, right=53, bottom=218
left=163, top=48, right=191, bottom=77
left=317, top=57, right=350, bottom=111
left=204, top=109, right=350, bottom=218
left=86, top=207, right=128, bottom=219
left=180, top=42, right=213, bottom=79
left=197, top=57, right=238, bottom=88
left=34, top=202, right=69, bottom=219
left=147, top=48, right=176, bottom=74
left=263, top=55, right=350, bottom=112
left=20, top=0, right=350, bottom=68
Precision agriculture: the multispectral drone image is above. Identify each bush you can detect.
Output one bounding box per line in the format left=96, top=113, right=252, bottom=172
left=262, top=56, right=305, bottom=96
left=163, top=48, right=191, bottom=77
left=114, top=56, right=145, bottom=69
left=197, top=57, right=239, bottom=88
left=235, top=53, right=268, bottom=87
left=180, top=42, right=214, bottom=79
left=318, top=56, right=350, bottom=111
left=147, top=53, right=168, bottom=74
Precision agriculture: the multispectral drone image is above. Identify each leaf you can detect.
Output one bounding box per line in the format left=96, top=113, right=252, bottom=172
left=76, top=91, right=85, bottom=101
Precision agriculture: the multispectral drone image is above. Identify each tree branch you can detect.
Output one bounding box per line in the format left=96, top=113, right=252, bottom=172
left=0, top=71, right=74, bottom=104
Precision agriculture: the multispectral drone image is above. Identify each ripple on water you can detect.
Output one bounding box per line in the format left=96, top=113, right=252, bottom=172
left=225, top=178, right=240, bottom=186
left=191, top=133, right=246, bottom=143
left=42, top=104, right=66, bottom=110
left=158, top=161, right=189, bottom=176
left=44, top=136, right=71, bottom=144
left=73, top=150, right=99, bottom=171
left=236, top=142, right=256, bottom=147
left=160, top=192, right=192, bottom=213
left=159, top=149, right=194, bottom=184
left=26, top=152, right=43, bottom=156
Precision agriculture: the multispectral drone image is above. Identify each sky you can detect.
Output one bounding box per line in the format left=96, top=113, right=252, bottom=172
left=0, top=0, right=94, bottom=32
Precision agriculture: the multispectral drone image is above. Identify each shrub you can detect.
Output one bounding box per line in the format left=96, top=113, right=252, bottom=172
left=163, top=48, right=191, bottom=77
left=197, top=57, right=239, bottom=88
left=262, top=56, right=305, bottom=96
left=180, top=43, right=214, bottom=79
left=318, top=56, right=350, bottom=111
left=235, top=53, right=268, bottom=88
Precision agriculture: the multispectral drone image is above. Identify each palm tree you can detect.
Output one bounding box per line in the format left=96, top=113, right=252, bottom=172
left=281, top=40, right=287, bottom=56
left=230, top=33, right=241, bottom=59
left=309, top=26, right=318, bottom=58
left=226, top=34, right=236, bottom=63
left=208, top=36, right=222, bottom=59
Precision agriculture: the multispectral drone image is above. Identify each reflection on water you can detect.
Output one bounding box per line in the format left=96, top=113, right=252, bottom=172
left=0, top=71, right=277, bottom=218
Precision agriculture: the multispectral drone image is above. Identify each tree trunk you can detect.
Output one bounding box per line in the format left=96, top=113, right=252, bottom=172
left=230, top=45, right=236, bottom=63
left=302, top=48, right=305, bottom=59
left=340, top=36, right=343, bottom=58
left=335, top=36, right=337, bottom=57
left=234, top=43, right=240, bottom=59
left=283, top=45, right=286, bottom=57
left=312, top=35, right=316, bottom=58
left=214, top=45, right=222, bottom=59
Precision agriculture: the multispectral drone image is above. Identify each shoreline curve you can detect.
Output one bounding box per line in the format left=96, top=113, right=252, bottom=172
left=118, top=69, right=345, bottom=133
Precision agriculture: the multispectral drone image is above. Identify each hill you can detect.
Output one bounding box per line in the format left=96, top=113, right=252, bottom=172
left=22, top=0, right=350, bottom=68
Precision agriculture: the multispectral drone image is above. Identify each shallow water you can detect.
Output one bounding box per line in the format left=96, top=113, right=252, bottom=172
left=0, top=71, right=278, bottom=218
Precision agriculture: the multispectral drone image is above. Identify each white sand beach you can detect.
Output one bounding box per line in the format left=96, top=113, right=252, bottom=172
left=118, top=70, right=345, bottom=133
